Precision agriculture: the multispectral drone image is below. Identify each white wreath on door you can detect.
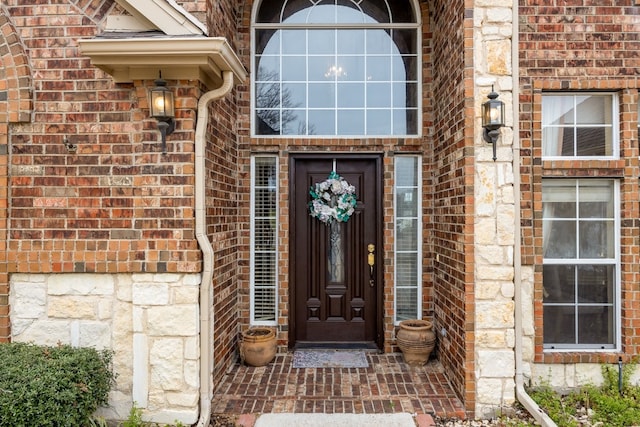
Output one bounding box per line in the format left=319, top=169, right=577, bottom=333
left=308, top=171, right=357, bottom=224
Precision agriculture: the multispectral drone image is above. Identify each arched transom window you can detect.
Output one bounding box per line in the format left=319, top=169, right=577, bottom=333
left=253, top=0, right=420, bottom=136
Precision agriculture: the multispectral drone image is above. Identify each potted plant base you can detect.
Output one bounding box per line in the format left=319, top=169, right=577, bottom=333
left=239, top=327, right=277, bottom=367
left=396, top=319, right=436, bottom=366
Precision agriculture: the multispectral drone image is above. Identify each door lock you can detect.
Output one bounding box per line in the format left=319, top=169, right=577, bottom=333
left=367, top=244, right=375, bottom=287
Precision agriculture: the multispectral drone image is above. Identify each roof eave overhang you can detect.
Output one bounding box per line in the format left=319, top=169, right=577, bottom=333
left=115, top=0, right=207, bottom=36
left=78, top=37, right=247, bottom=89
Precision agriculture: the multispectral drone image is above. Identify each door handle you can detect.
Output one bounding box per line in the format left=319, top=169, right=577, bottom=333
left=367, top=244, right=375, bottom=287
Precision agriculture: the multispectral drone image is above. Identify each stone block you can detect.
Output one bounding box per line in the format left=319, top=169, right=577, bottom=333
left=95, top=390, right=132, bottom=421
left=476, top=300, right=514, bottom=329
left=132, top=283, right=169, bottom=306
left=475, top=217, right=497, bottom=245
left=184, top=360, right=199, bottom=388
left=48, top=296, right=98, bottom=319
left=165, top=391, right=199, bottom=407
left=14, top=320, right=71, bottom=345
left=478, top=350, right=514, bottom=377
left=476, top=378, right=505, bottom=405
left=10, top=281, right=46, bottom=319
left=116, top=275, right=133, bottom=302
left=496, top=205, right=515, bottom=245
left=475, top=165, right=496, bottom=216
left=486, top=39, right=511, bottom=75
left=476, top=0, right=512, bottom=9
left=133, top=333, right=149, bottom=407
left=475, top=281, right=501, bottom=300
left=98, top=298, right=113, bottom=320
left=182, top=273, right=201, bottom=286
left=184, top=336, right=199, bottom=360
left=150, top=338, right=184, bottom=390
left=476, top=378, right=515, bottom=418
left=477, top=265, right=513, bottom=281
left=173, top=286, right=199, bottom=304
left=10, top=318, right=34, bottom=336
left=486, top=7, right=512, bottom=24
left=500, top=281, right=514, bottom=298
left=574, top=364, right=605, bottom=388
left=79, top=321, right=111, bottom=349
left=151, top=273, right=181, bottom=283
left=48, top=273, right=114, bottom=296
left=532, top=364, right=566, bottom=388
left=476, top=245, right=506, bottom=267
left=147, top=305, right=197, bottom=336
left=133, top=306, right=145, bottom=333
left=146, top=409, right=198, bottom=426
left=476, top=330, right=507, bottom=348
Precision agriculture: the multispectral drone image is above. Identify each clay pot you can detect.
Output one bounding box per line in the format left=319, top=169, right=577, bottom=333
left=240, top=327, right=277, bottom=367
left=396, top=319, right=436, bottom=366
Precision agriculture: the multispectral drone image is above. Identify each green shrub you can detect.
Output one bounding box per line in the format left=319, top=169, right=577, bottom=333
left=0, top=342, right=115, bottom=427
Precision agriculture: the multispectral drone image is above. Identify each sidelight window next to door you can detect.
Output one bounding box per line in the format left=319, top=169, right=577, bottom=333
left=250, top=156, right=279, bottom=325
left=394, top=156, right=422, bottom=323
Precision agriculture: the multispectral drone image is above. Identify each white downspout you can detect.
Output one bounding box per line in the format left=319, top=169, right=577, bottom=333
left=194, top=70, right=235, bottom=427
left=511, top=3, right=557, bottom=426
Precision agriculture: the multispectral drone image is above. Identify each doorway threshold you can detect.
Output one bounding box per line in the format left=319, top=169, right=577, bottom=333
left=293, top=341, right=380, bottom=351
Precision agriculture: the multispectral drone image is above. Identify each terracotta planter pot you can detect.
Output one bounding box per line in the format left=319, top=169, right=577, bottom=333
left=396, top=319, right=436, bottom=366
left=240, top=327, right=277, bottom=367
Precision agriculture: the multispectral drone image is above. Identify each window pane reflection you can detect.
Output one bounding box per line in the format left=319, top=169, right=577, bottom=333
left=254, top=3, right=419, bottom=136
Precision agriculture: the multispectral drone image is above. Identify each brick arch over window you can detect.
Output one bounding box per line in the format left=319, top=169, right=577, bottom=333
left=0, top=5, right=32, bottom=342
left=0, top=5, right=33, bottom=124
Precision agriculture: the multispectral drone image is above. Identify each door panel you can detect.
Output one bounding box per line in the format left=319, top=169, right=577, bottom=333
left=291, top=156, right=382, bottom=346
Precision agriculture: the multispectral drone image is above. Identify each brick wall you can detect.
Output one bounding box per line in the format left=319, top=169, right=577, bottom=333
left=429, top=0, right=475, bottom=414
left=4, top=1, right=202, bottom=276
left=519, top=0, right=640, bottom=364
left=206, top=0, right=243, bottom=386
left=207, top=94, right=242, bottom=385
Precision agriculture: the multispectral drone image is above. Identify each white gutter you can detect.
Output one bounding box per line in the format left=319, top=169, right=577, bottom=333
left=511, top=2, right=557, bottom=426
left=194, top=70, right=235, bottom=427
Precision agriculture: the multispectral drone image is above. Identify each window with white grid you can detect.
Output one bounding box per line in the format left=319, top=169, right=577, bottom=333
left=251, top=156, right=278, bottom=324
left=253, top=0, right=420, bottom=137
left=542, top=93, right=617, bottom=158
left=394, top=156, right=421, bottom=323
left=542, top=179, right=620, bottom=350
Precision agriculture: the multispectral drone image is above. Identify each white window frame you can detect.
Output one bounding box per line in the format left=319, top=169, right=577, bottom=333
left=542, top=178, right=621, bottom=351
left=541, top=92, right=619, bottom=160
left=250, top=155, right=279, bottom=326
left=393, top=155, right=422, bottom=324
left=250, top=0, right=422, bottom=138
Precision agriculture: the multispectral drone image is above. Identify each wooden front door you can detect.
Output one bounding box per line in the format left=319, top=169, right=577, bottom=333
left=290, top=155, right=382, bottom=348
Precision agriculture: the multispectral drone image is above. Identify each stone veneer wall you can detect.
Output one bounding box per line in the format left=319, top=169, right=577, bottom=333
left=10, top=273, right=201, bottom=425
left=473, top=1, right=518, bottom=417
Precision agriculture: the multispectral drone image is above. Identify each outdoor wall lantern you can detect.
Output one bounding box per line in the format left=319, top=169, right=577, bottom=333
left=481, top=86, right=505, bottom=161
left=149, top=72, right=175, bottom=154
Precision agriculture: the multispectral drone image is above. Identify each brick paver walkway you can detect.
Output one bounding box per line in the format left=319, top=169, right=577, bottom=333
left=211, top=353, right=466, bottom=418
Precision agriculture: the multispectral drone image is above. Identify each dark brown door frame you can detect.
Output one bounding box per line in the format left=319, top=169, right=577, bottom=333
left=288, top=153, right=384, bottom=349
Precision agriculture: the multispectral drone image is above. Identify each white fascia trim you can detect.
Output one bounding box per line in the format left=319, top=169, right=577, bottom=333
left=78, top=37, right=247, bottom=89
left=116, top=0, right=207, bottom=36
